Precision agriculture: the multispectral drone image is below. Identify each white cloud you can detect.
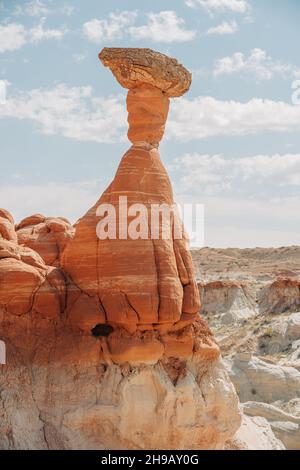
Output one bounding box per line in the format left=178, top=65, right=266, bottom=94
left=2, top=85, right=300, bottom=144
left=206, top=20, right=238, bottom=35
left=186, top=0, right=250, bottom=14
left=83, top=11, right=137, bottom=43
left=13, top=1, right=76, bottom=17
left=0, top=79, right=8, bottom=104
left=171, top=153, right=300, bottom=194
left=233, top=153, right=300, bottom=185
left=30, top=20, right=66, bottom=42
left=0, top=84, right=126, bottom=143
left=129, top=11, right=196, bottom=43
left=83, top=11, right=195, bottom=44
left=13, top=0, right=50, bottom=17
left=168, top=96, right=300, bottom=141
left=0, top=21, right=67, bottom=53
left=2, top=83, right=300, bottom=144
left=214, top=48, right=300, bottom=80
left=0, top=23, right=27, bottom=53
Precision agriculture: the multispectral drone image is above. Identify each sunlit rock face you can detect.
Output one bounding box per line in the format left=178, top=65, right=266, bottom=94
left=0, top=48, right=245, bottom=450
left=61, top=47, right=206, bottom=361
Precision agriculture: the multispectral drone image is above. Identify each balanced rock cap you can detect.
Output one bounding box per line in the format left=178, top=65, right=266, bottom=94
left=99, top=47, right=192, bottom=97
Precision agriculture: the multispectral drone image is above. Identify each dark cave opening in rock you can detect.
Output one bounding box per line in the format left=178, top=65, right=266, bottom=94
left=91, top=323, right=114, bottom=337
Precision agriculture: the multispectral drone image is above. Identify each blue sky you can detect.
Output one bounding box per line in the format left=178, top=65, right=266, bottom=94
left=0, top=0, right=300, bottom=247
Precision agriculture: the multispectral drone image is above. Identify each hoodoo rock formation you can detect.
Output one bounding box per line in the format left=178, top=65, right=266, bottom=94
left=0, top=48, right=272, bottom=450
left=61, top=47, right=216, bottom=364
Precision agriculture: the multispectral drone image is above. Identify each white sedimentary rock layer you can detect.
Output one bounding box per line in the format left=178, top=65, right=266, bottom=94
left=227, top=414, right=285, bottom=450
left=225, top=353, right=300, bottom=403
left=199, top=281, right=257, bottom=325
left=243, top=401, right=300, bottom=450
left=0, top=352, right=241, bottom=450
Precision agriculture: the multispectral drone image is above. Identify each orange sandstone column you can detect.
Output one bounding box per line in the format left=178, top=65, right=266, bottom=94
left=61, top=48, right=218, bottom=363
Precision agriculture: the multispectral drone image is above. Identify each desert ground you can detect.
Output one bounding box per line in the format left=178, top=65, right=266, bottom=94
left=192, top=246, right=300, bottom=449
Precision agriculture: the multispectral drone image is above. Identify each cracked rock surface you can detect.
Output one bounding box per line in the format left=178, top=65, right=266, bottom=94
left=99, top=47, right=192, bottom=97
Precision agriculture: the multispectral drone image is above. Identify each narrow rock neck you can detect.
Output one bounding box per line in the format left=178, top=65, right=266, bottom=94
left=127, top=84, right=170, bottom=148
